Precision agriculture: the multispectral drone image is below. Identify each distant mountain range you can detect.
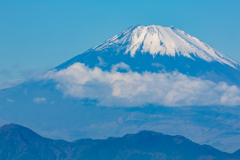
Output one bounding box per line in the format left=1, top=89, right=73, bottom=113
left=1, top=124, right=239, bottom=160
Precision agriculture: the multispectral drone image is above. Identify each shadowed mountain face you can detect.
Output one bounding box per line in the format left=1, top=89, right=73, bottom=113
left=234, top=150, right=240, bottom=157
left=0, top=124, right=71, bottom=160
left=0, top=124, right=239, bottom=160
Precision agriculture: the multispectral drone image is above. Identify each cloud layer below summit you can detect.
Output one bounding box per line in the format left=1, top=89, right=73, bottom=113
left=41, top=62, right=240, bottom=107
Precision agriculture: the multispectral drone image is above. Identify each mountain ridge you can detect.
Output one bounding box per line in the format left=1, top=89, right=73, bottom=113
left=0, top=123, right=239, bottom=160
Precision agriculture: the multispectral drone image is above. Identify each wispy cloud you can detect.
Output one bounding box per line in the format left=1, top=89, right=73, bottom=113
left=0, top=79, right=24, bottom=90
left=33, top=97, right=46, bottom=103
left=97, top=56, right=107, bottom=67
left=20, top=69, right=48, bottom=80
left=152, top=62, right=164, bottom=68
left=6, top=98, right=14, bottom=103
left=41, top=62, right=240, bottom=107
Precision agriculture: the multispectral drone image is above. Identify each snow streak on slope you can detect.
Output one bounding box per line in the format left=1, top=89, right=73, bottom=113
left=93, top=25, right=239, bottom=68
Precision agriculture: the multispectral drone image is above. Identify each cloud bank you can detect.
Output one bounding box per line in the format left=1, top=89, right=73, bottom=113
left=42, top=63, right=240, bottom=107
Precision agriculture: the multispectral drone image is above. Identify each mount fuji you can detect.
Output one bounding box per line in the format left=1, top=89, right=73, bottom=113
left=57, top=25, right=240, bottom=85
left=1, top=25, right=240, bottom=153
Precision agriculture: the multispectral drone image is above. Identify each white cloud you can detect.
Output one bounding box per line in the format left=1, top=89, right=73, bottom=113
left=41, top=62, right=240, bottom=107
left=33, top=97, right=46, bottom=103
left=111, top=62, right=130, bottom=72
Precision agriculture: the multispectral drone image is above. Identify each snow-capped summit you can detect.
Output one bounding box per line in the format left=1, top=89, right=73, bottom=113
left=93, top=25, right=239, bottom=68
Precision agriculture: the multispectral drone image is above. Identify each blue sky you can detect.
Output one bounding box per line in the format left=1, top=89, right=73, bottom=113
left=0, top=0, right=239, bottom=82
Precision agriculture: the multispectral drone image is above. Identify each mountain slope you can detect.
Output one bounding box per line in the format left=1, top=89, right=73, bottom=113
left=0, top=124, right=71, bottom=160
left=0, top=124, right=239, bottom=160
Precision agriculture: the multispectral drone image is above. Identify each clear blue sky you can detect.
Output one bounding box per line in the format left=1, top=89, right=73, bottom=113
left=0, top=0, right=239, bottom=82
